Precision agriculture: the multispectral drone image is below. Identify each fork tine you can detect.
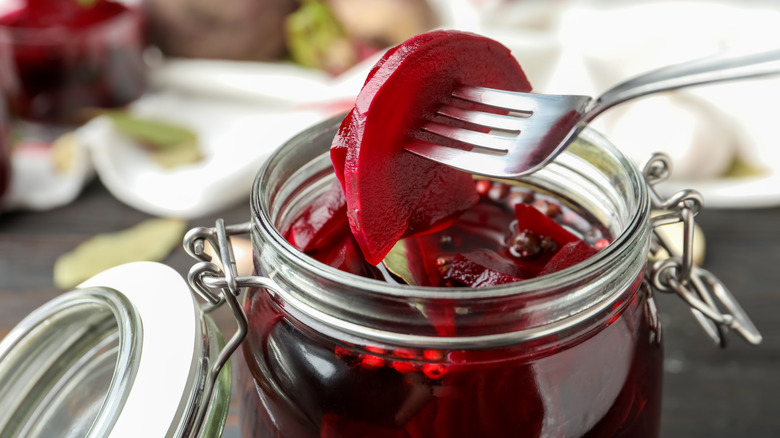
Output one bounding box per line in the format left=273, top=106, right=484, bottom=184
left=404, top=138, right=517, bottom=177
left=422, top=122, right=514, bottom=153
left=452, top=85, right=540, bottom=113
left=437, top=105, right=527, bottom=132
left=453, top=86, right=591, bottom=119
left=406, top=86, right=593, bottom=178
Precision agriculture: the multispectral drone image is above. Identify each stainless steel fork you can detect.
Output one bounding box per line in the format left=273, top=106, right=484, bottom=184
left=404, top=49, right=780, bottom=178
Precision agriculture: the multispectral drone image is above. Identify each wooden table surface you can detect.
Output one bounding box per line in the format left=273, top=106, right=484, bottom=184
left=1, top=179, right=778, bottom=437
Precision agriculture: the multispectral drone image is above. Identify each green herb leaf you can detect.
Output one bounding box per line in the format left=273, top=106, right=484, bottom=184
left=382, top=239, right=417, bottom=286
left=150, top=141, right=203, bottom=169
left=53, top=217, right=188, bottom=289
left=285, top=0, right=357, bottom=74
left=106, top=111, right=202, bottom=168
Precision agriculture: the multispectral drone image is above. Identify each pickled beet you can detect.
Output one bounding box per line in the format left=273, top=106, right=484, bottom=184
left=445, top=251, right=525, bottom=287
left=284, top=179, right=608, bottom=287
left=514, top=203, right=579, bottom=247
left=287, top=182, right=349, bottom=253
left=332, top=30, right=531, bottom=265
left=539, top=240, right=599, bottom=276
left=282, top=178, right=610, bottom=340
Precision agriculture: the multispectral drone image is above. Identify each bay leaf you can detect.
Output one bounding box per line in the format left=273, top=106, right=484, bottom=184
left=382, top=239, right=417, bottom=286
left=106, top=111, right=202, bottom=168
left=53, top=217, right=188, bottom=289
left=150, top=140, right=203, bottom=169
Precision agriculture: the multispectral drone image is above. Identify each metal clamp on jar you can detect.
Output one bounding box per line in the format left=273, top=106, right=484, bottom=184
left=643, top=153, right=762, bottom=347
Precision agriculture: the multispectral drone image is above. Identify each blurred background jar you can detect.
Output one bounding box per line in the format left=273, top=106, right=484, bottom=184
left=0, top=0, right=146, bottom=125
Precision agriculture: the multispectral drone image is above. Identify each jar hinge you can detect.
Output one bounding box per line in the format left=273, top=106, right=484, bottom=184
left=643, top=153, right=762, bottom=347
left=183, top=218, right=279, bottom=437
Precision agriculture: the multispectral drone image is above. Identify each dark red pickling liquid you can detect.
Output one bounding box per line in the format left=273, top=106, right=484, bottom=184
left=285, top=179, right=611, bottom=287
left=239, top=179, right=663, bottom=437
left=0, top=0, right=145, bottom=122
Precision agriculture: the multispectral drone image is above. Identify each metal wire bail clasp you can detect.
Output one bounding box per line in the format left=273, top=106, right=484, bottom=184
left=182, top=219, right=282, bottom=437
left=643, top=153, right=762, bottom=347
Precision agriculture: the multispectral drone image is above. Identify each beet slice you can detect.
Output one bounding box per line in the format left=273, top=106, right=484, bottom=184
left=330, top=108, right=353, bottom=187
left=287, top=181, right=348, bottom=252
left=514, top=203, right=580, bottom=247
left=539, top=240, right=598, bottom=276
left=331, top=31, right=444, bottom=189
left=285, top=181, right=380, bottom=277
left=333, top=30, right=531, bottom=265
left=446, top=250, right=526, bottom=288
left=506, top=203, right=591, bottom=277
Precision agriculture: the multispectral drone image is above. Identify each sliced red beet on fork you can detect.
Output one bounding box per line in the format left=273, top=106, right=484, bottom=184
left=330, top=31, right=444, bottom=188
left=332, top=30, right=532, bottom=265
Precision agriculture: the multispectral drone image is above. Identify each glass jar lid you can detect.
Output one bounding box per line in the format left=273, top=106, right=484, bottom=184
left=0, top=262, right=215, bottom=437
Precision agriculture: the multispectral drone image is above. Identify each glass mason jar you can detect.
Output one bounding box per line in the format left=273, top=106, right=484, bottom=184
left=244, top=116, right=653, bottom=437
left=182, top=115, right=760, bottom=438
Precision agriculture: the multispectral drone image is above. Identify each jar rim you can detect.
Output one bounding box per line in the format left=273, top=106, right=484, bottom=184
left=252, top=117, right=649, bottom=299
left=250, top=115, right=652, bottom=346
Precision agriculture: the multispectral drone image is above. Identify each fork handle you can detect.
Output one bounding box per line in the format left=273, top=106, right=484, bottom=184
left=586, top=49, right=780, bottom=121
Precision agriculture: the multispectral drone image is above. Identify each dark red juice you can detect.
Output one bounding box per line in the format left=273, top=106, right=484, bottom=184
left=238, top=178, right=663, bottom=437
